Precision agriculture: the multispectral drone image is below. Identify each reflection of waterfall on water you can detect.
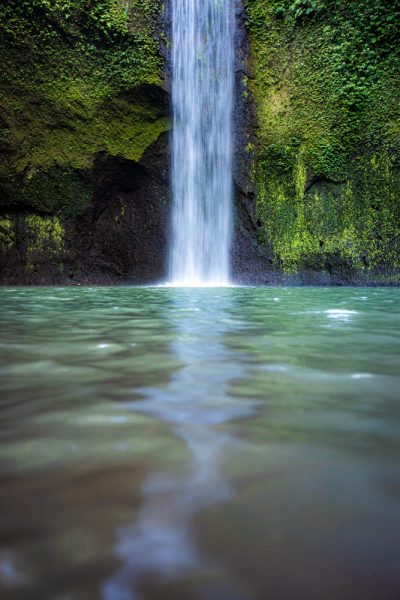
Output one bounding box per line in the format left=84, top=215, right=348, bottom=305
left=103, top=291, right=257, bottom=599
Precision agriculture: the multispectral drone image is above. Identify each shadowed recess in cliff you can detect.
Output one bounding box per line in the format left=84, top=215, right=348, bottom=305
left=169, top=0, right=235, bottom=285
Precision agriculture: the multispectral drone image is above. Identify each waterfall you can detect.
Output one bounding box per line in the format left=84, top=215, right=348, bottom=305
left=169, top=0, right=235, bottom=286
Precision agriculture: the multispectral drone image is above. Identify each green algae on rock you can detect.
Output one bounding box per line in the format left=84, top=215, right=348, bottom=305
left=245, top=0, right=400, bottom=278
left=1, top=0, right=399, bottom=284
left=0, top=0, right=166, bottom=175
left=0, top=0, right=170, bottom=284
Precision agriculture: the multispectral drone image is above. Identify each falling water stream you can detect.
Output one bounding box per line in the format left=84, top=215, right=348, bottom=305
left=169, top=0, right=234, bottom=285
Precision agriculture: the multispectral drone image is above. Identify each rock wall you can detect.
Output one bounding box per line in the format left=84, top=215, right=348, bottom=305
left=0, top=0, right=170, bottom=284
left=0, top=0, right=399, bottom=285
left=244, top=0, right=400, bottom=285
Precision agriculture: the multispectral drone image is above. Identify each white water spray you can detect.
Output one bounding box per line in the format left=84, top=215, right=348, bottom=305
left=169, top=0, right=235, bottom=285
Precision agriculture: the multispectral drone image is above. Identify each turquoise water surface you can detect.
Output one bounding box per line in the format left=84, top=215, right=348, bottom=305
left=0, top=286, right=399, bottom=600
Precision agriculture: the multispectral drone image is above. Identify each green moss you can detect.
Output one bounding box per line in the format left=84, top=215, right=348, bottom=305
left=6, top=95, right=169, bottom=174
left=22, top=168, right=92, bottom=216
left=246, top=0, right=400, bottom=273
left=0, top=217, right=15, bottom=252
left=0, top=0, right=167, bottom=216
left=26, top=215, right=64, bottom=259
left=257, top=150, right=400, bottom=273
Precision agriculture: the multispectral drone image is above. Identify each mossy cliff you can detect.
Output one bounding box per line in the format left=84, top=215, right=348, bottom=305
left=244, top=0, right=400, bottom=284
left=1, top=0, right=399, bottom=284
left=0, top=0, right=169, bottom=283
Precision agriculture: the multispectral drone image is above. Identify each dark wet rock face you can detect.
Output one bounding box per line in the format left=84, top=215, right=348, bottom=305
left=230, top=0, right=278, bottom=285
left=0, top=132, right=170, bottom=285
left=75, top=135, right=170, bottom=285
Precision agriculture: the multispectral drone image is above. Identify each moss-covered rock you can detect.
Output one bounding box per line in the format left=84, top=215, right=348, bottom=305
left=25, top=214, right=65, bottom=272
left=0, top=0, right=170, bottom=283
left=0, top=0, right=167, bottom=175
left=245, top=0, right=400, bottom=278
left=0, top=217, right=15, bottom=253
left=2, top=0, right=399, bottom=284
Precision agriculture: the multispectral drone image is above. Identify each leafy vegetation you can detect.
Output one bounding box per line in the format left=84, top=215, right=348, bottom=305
left=246, top=0, right=400, bottom=273
left=0, top=0, right=166, bottom=202
left=0, top=0, right=166, bottom=277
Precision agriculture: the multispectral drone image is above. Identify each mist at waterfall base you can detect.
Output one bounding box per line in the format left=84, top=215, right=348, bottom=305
left=1, top=286, right=400, bottom=600
left=168, top=0, right=234, bottom=286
